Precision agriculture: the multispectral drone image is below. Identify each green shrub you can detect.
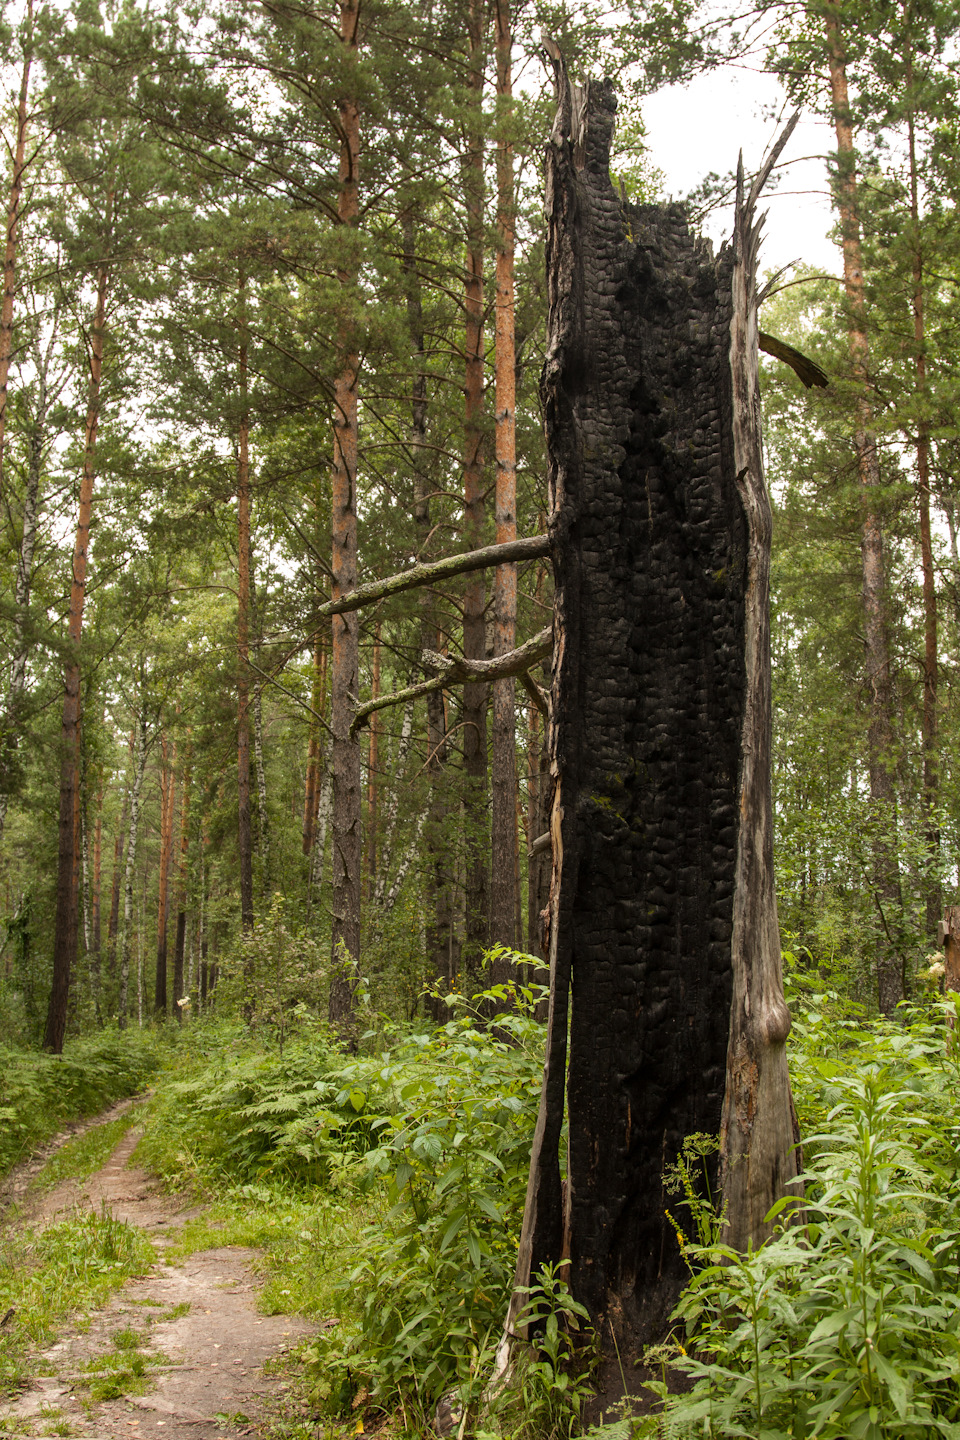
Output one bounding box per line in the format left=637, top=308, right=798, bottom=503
left=660, top=1003, right=960, bottom=1439
left=0, top=1030, right=159, bottom=1176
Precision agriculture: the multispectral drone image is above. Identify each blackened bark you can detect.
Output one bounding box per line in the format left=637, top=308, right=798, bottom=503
left=499, top=68, right=798, bottom=1385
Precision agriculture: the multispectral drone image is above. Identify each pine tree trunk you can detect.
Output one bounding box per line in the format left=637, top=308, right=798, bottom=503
left=253, top=669, right=269, bottom=887
left=173, top=745, right=191, bottom=1021
left=302, top=638, right=327, bottom=855
left=237, top=277, right=255, bottom=933
left=45, top=259, right=109, bottom=1054
left=403, top=212, right=453, bottom=994
left=329, top=0, right=362, bottom=1026
left=489, top=0, right=518, bottom=963
left=461, top=0, right=489, bottom=978
left=366, top=622, right=381, bottom=890
left=154, top=733, right=174, bottom=1017
left=91, top=789, right=102, bottom=1020
left=825, top=6, right=902, bottom=1011
left=497, top=74, right=799, bottom=1393
left=906, top=80, right=939, bottom=937
left=118, top=704, right=148, bottom=1031
left=107, top=729, right=134, bottom=972
left=0, top=365, right=47, bottom=844
left=0, top=8, right=32, bottom=492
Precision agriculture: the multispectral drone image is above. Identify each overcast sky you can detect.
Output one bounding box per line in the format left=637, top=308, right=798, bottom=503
left=641, top=67, right=842, bottom=282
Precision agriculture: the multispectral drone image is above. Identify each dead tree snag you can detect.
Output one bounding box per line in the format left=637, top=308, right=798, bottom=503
left=497, top=61, right=800, bottom=1389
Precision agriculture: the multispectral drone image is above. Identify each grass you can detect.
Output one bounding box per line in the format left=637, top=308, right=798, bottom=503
left=0, top=1207, right=156, bottom=1396
left=29, top=1114, right=136, bottom=1194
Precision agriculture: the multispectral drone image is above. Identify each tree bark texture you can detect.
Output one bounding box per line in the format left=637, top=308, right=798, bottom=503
left=499, top=71, right=799, bottom=1381
left=0, top=362, right=47, bottom=843
left=0, top=9, right=32, bottom=492
left=905, top=83, right=939, bottom=936
left=490, top=0, right=518, bottom=959
left=154, top=733, right=174, bottom=1017
left=173, top=746, right=191, bottom=1019
left=825, top=4, right=902, bottom=1011
left=329, top=0, right=362, bottom=1026
left=461, top=0, right=489, bottom=976
left=118, top=705, right=148, bottom=1031
left=237, top=280, right=255, bottom=933
left=45, top=260, right=108, bottom=1054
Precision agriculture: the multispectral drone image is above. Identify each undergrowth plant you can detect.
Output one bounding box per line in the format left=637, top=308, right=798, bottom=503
left=656, top=991, right=960, bottom=1440
left=0, top=1031, right=158, bottom=1177
left=0, top=1209, right=155, bottom=1395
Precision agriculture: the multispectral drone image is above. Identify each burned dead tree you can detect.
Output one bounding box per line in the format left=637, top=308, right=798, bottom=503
left=495, top=61, right=800, bottom=1388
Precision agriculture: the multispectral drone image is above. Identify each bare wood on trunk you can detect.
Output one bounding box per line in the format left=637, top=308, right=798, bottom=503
left=45, top=255, right=109, bottom=1054
left=720, top=135, right=802, bottom=1251
left=329, top=0, right=362, bottom=1026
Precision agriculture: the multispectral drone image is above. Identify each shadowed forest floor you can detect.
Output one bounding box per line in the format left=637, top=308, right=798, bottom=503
left=0, top=1106, right=315, bottom=1440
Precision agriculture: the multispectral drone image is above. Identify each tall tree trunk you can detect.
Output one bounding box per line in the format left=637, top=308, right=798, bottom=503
left=905, top=63, right=939, bottom=936
left=45, top=258, right=109, bottom=1054
left=461, top=0, right=489, bottom=977
left=118, top=703, right=148, bottom=1031
left=237, top=276, right=255, bottom=932
left=329, top=0, right=362, bottom=1026
left=107, top=728, right=134, bottom=971
left=366, top=621, right=381, bottom=891
left=173, top=744, right=191, bottom=1021
left=403, top=211, right=453, bottom=994
left=253, top=669, right=269, bottom=887
left=489, top=0, right=518, bottom=962
left=302, top=637, right=327, bottom=854
left=825, top=5, right=902, bottom=1011
left=497, top=74, right=799, bottom=1394
left=0, top=364, right=46, bottom=843
left=91, top=786, right=102, bottom=1018
left=0, top=4, right=32, bottom=493
left=154, top=733, right=174, bottom=1017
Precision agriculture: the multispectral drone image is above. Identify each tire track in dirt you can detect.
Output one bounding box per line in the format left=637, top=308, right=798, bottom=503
left=0, top=1117, right=314, bottom=1439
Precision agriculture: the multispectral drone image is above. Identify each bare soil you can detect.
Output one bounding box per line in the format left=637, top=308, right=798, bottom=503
left=0, top=1116, right=315, bottom=1440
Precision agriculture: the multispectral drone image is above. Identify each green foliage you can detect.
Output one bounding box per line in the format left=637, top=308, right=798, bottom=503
left=657, top=1002, right=960, bottom=1439
left=0, top=1031, right=158, bottom=1178
left=310, top=985, right=545, bottom=1418
left=0, top=1208, right=155, bottom=1396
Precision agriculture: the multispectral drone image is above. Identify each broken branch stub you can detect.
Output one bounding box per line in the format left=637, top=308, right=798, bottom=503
left=497, top=62, right=800, bottom=1394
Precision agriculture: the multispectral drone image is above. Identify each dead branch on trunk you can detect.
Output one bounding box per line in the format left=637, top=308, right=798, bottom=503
left=314, top=535, right=550, bottom=622
left=349, top=626, right=552, bottom=737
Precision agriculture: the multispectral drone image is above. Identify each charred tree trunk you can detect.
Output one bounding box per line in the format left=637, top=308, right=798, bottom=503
left=497, top=70, right=799, bottom=1393
left=44, top=258, right=109, bottom=1054
left=329, top=0, right=362, bottom=1026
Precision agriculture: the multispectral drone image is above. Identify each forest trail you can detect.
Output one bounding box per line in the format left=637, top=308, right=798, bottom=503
left=0, top=1108, right=314, bottom=1440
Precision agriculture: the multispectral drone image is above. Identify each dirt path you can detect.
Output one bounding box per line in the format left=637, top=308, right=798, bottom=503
left=0, top=1120, right=314, bottom=1440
